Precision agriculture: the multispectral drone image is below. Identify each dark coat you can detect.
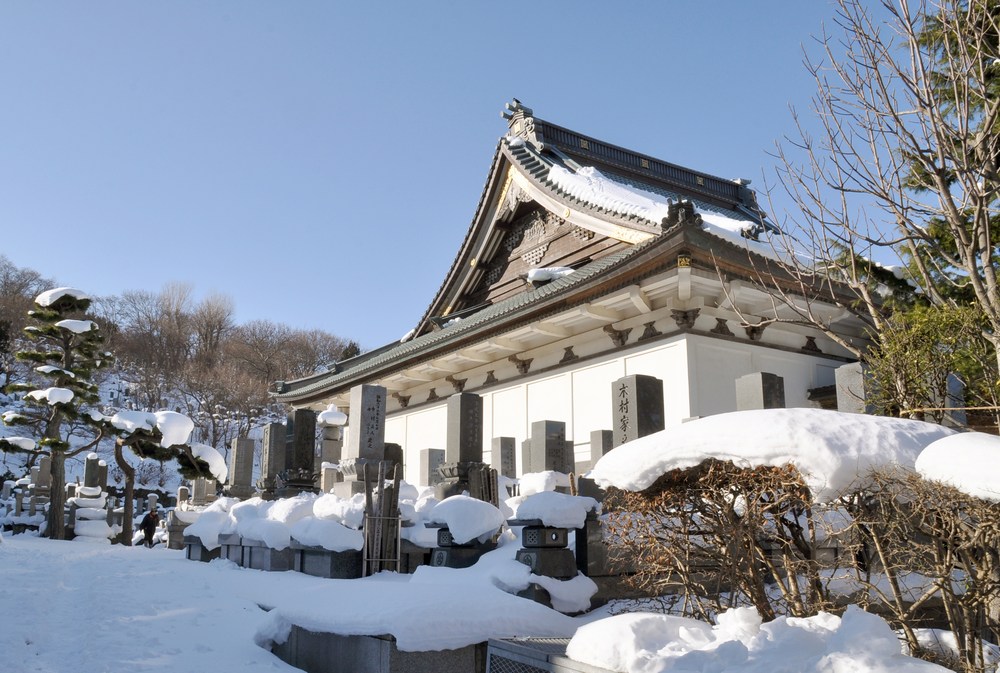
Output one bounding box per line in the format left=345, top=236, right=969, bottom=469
left=139, top=511, right=160, bottom=533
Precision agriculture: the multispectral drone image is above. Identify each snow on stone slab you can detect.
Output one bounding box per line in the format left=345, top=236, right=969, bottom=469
left=26, top=387, right=74, bottom=405
left=317, top=404, right=347, bottom=427
left=513, top=491, right=598, bottom=529
left=915, top=432, right=1000, bottom=502
left=190, top=442, right=228, bottom=482
left=566, top=605, right=949, bottom=673
left=518, top=470, right=570, bottom=496
left=185, top=510, right=233, bottom=550
left=313, top=492, right=366, bottom=529
left=34, top=286, right=90, bottom=307
left=589, top=408, right=955, bottom=502
left=77, top=485, right=103, bottom=498
left=55, top=319, right=96, bottom=334
left=0, top=436, right=37, bottom=451
left=267, top=493, right=317, bottom=525
left=427, top=494, right=506, bottom=544
left=289, top=517, right=364, bottom=552
left=154, top=410, right=194, bottom=447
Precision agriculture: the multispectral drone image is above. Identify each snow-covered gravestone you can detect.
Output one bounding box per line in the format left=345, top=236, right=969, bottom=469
left=277, top=409, right=318, bottom=497
left=72, top=454, right=112, bottom=543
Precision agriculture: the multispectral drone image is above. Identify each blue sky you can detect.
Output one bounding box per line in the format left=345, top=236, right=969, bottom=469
left=0, top=2, right=839, bottom=349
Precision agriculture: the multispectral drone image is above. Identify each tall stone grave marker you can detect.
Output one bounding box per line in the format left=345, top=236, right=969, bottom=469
left=277, top=409, right=318, bottom=497
left=525, top=420, right=574, bottom=475
left=835, top=362, right=874, bottom=414
left=611, top=374, right=665, bottom=448
left=491, top=437, right=516, bottom=479
left=334, top=384, right=387, bottom=498
left=258, top=422, right=286, bottom=500
left=227, top=437, right=256, bottom=499
left=436, top=393, right=486, bottom=499
left=419, top=449, right=445, bottom=487
left=735, top=372, right=786, bottom=410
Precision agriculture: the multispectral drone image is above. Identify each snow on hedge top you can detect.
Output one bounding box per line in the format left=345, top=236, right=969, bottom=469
left=55, top=319, right=96, bottom=334
left=35, top=287, right=90, bottom=307
left=191, top=443, right=227, bottom=482
left=589, top=408, right=955, bottom=502
left=566, top=605, right=946, bottom=673
left=916, top=432, right=1000, bottom=502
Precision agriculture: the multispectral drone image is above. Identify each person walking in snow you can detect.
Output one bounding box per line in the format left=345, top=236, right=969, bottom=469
left=139, top=509, right=160, bottom=548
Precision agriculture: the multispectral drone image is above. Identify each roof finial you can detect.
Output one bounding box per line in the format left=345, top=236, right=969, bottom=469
left=501, top=98, right=533, bottom=125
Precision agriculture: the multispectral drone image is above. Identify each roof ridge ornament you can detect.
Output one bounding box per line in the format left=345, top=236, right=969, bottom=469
left=661, top=199, right=703, bottom=231
left=502, top=99, right=544, bottom=149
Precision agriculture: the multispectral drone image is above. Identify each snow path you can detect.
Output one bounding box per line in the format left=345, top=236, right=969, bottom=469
left=1, top=536, right=309, bottom=672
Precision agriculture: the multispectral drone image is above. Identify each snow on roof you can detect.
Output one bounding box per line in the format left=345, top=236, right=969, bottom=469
left=191, top=443, right=228, bottom=482
left=54, top=319, right=96, bottom=334
left=545, top=164, right=786, bottom=260
left=34, top=287, right=90, bottom=307
left=26, top=387, right=74, bottom=406
left=589, top=408, right=955, bottom=503
left=526, top=267, right=575, bottom=283
left=915, top=432, right=1000, bottom=502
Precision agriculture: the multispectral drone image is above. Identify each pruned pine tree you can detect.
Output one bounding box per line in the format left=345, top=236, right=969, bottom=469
left=106, top=410, right=214, bottom=545
left=0, top=287, right=110, bottom=539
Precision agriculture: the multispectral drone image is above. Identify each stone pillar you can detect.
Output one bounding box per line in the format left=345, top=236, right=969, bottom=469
left=589, top=430, right=613, bottom=468
left=277, top=409, right=318, bottom=498
left=1, top=480, right=12, bottom=501
left=318, top=425, right=344, bottom=472
left=436, top=393, right=486, bottom=500
left=191, top=478, right=208, bottom=506
left=943, top=373, right=968, bottom=428
left=147, top=493, right=158, bottom=512
left=419, top=449, right=445, bottom=487
left=320, top=464, right=340, bottom=493
left=258, top=422, right=286, bottom=500
left=611, top=374, right=665, bottom=447
left=836, top=362, right=873, bottom=414
left=491, top=437, right=516, bottom=479
left=735, top=372, right=786, bottom=410
left=177, top=485, right=190, bottom=505
left=525, top=420, right=574, bottom=474
left=226, top=437, right=256, bottom=500
left=35, top=456, right=52, bottom=498
left=97, top=461, right=108, bottom=490
left=83, top=454, right=102, bottom=489
left=65, top=483, right=77, bottom=499
left=334, top=384, right=387, bottom=498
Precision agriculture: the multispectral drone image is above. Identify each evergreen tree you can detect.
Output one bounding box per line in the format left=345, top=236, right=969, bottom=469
left=0, top=287, right=110, bottom=539
left=106, top=409, right=216, bottom=545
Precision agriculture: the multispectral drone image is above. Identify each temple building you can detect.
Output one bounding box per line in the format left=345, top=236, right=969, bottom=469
left=274, top=101, right=863, bottom=484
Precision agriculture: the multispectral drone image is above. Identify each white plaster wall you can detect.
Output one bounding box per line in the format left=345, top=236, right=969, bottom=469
left=385, top=334, right=846, bottom=484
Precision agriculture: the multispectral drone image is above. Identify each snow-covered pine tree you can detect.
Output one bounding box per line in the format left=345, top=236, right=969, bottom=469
left=107, top=409, right=219, bottom=545
left=0, top=287, right=111, bottom=539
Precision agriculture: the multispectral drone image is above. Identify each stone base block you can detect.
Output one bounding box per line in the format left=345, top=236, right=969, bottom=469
left=429, top=545, right=493, bottom=569
left=332, top=480, right=369, bottom=499
left=291, top=543, right=363, bottom=579
left=272, top=627, right=485, bottom=673
left=219, top=533, right=245, bottom=566
left=515, top=548, right=577, bottom=579
left=183, top=535, right=221, bottom=563
left=244, top=540, right=294, bottom=572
